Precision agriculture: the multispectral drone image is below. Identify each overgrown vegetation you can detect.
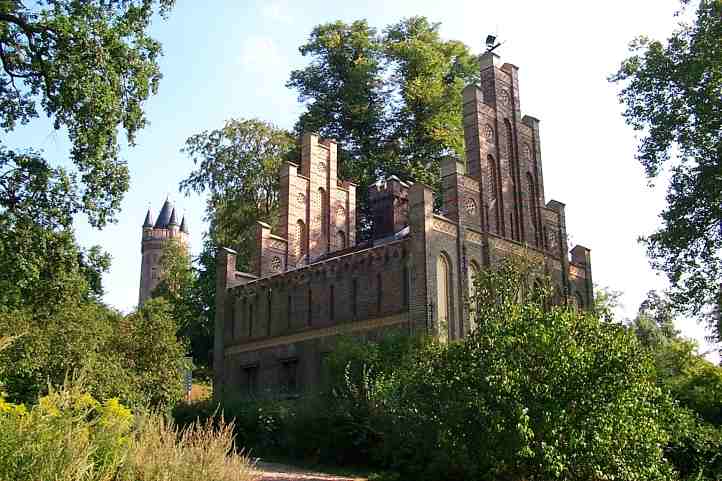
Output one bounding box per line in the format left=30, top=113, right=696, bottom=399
left=176, top=258, right=722, bottom=481
left=0, top=380, right=256, bottom=481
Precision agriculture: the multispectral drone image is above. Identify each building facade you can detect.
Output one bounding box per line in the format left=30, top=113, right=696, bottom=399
left=138, top=198, right=190, bottom=305
left=213, top=52, right=594, bottom=399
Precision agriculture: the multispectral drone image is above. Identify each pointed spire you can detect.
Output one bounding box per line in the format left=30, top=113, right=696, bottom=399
left=154, top=197, right=173, bottom=228
left=180, top=215, right=189, bottom=234
left=168, top=207, right=178, bottom=227
left=142, top=208, right=153, bottom=228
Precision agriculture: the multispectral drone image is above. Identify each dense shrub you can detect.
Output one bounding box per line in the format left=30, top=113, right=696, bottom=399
left=0, top=382, right=256, bottom=481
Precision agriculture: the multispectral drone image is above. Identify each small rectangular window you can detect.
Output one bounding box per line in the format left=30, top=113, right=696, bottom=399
left=242, top=364, right=258, bottom=397
left=281, top=358, right=298, bottom=395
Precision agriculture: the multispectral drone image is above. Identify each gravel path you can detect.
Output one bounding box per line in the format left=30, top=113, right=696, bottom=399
left=253, top=461, right=366, bottom=481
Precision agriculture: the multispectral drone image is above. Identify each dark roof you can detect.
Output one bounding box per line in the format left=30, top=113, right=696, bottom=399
left=154, top=198, right=173, bottom=228
left=142, top=208, right=153, bottom=228
left=180, top=216, right=189, bottom=234
left=168, top=207, right=178, bottom=227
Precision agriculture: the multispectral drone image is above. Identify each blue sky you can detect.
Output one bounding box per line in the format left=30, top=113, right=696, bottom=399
left=5, top=0, right=719, bottom=360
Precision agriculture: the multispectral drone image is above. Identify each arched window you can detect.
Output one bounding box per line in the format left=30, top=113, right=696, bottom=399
left=505, top=119, right=521, bottom=241
left=527, top=173, right=539, bottom=247
left=436, top=253, right=452, bottom=343
left=296, top=219, right=307, bottom=262
left=488, top=155, right=500, bottom=234
left=318, top=187, right=328, bottom=250
left=336, top=230, right=346, bottom=250
left=467, top=261, right=480, bottom=334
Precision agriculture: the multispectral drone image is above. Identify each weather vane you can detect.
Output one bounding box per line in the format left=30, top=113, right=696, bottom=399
left=485, top=34, right=502, bottom=53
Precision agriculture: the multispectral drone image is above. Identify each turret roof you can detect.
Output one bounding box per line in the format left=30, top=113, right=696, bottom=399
left=180, top=215, right=189, bottom=234
left=142, top=208, right=153, bottom=228
left=154, top=198, right=173, bottom=228
left=168, top=207, right=178, bottom=227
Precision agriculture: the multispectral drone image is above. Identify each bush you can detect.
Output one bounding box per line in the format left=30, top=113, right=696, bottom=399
left=0, top=382, right=256, bottom=481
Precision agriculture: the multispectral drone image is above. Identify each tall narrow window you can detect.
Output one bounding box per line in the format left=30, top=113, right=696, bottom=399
left=467, top=261, right=480, bottom=334
left=505, top=119, right=522, bottom=240
left=230, top=298, right=236, bottom=340
left=318, top=187, right=328, bottom=251
left=376, top=273, right=382, bottom=314
left=488, top=155, right=500, bottom=234
left=402, top=266, right=409, bottom=308
left=248, top=298, right=254, bottom=338
left=336, top=230, right=346, bottom=250
left=527, top=173, right=539, bottom=247
left=307, top=288, right=312, bottom=327
left=266, top=291, right=272, bottom=337
left=436, top=254, right=451, bottom=343
left=296, top=220, right=307, bottom=263
left=352, top=278, right=358, bottom=319
left=243, top=365, right=258, bottom=397
left=329, top=285, right=335, bottom=321
left=287, top=294, right=292, bottom=331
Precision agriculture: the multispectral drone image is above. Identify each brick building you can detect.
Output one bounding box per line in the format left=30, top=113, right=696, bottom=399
left=138, top=198, right=190, bottom=305
left=213, top=52, right=593, bottom=399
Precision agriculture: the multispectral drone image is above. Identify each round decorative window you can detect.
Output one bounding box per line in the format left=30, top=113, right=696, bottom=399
left=463, top=198, right=477, bottom=215
left=296, top=192, right=306, bottom=205
left=484, top=125, right=494, bottom=141
left=271, top=256, right=282, bottom=272
left=500, top=90, right=511, bottom=105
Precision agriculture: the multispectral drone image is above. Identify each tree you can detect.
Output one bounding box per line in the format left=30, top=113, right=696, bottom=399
left=611, top=0, right=722, bottom=343
left=288, top=17, right=479, bottom=230
left=153, top=238, right=209, bottom=368
left=383, top=17, right=479, bottom=186
left=628, top=291, right=722, bottom=479
left=180, top=118, right=295, bottom=272
left=0, top=297, right=187, bottom=408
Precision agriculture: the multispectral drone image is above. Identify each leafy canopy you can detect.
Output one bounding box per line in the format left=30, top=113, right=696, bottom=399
left=611, top=0, right=722, bottom=341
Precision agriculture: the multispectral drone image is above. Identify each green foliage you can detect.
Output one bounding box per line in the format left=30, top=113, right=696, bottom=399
left=179, top=119, right=295, bottom=367
left=611, top=0, right=722, bottom=341
left=0, top=297, right=187, bottom=408
left=375, top=260, right=675, bottom=481
left=153, top=238, right=210, bottom=368
left=288, top=17, right=479, bottom=230
left=0, top=382, right=256, bottom=481
left=180, top=118, right=295, bottom=272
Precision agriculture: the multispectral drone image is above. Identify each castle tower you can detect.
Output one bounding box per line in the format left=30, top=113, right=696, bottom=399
left=138, top=198, right=190, bottom=305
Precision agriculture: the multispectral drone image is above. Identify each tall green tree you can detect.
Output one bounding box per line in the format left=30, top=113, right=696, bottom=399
left=0, top=0, right=173, bottom=311
left=180, top=119, right=295, bottom=365
left=288, top=17, right=479, bottom=229
left=153, top=238, right=209, bottom=368
left=611, top=0, right=722, bottom=342
left=180, top=118, right=295, bottom=272
left=383, top=17, right=479, bottom=186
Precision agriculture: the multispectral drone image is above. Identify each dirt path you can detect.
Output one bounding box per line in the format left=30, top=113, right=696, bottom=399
left=253, top=461, right=366, bottom=481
